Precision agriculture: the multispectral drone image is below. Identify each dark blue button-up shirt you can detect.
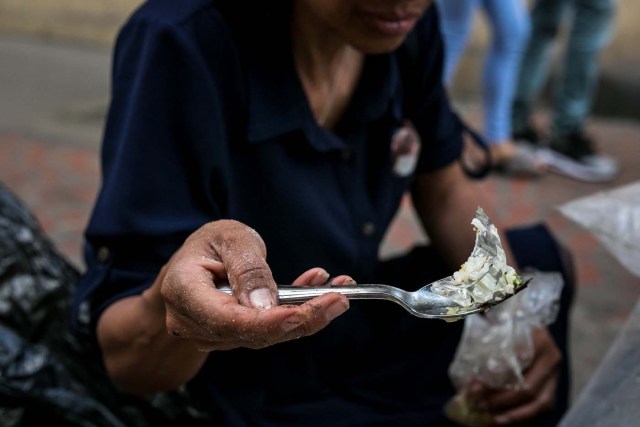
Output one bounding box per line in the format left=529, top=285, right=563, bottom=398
left=73, top=0, right=465, bottom=424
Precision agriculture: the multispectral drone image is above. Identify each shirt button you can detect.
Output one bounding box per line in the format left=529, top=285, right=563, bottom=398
left=96, top=247, right=110, bottom=263
left=361, top=222, right=376, bottom=237
left=340, top=149, right=352, bottom=161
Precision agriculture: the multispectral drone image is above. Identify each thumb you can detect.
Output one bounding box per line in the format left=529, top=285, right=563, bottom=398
left=202, top=219, right=277, bottom=309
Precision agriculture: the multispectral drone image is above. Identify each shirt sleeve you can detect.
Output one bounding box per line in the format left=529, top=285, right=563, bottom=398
left=398, top=5, right=464, bottom=174
left=71, top=11, right=238, bottom=337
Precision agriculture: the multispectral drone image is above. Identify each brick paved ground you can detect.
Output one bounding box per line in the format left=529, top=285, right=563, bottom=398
left=0, top=36, right=638, bottom=409
left=0, top=133, right=99, bottom=269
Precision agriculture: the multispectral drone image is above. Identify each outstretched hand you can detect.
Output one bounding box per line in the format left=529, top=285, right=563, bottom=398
left=161, top=219, right=352, bottom=352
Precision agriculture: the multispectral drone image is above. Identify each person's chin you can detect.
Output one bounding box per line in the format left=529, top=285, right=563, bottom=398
left=355, top=36, right=408, bottom=55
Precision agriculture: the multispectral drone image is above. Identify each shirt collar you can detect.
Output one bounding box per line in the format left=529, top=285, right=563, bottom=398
left=245, top=36, right=310, bottom=143
left=245, top=33, right=400, bottom=146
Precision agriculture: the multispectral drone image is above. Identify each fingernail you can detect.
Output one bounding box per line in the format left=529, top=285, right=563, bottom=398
left=327, top=277, right=356, bottom=285
left=249, top=288, right=275, bottom=309
left=316, top=270, right=330, bottom=282
left=326, top=300, right=349, bottom=322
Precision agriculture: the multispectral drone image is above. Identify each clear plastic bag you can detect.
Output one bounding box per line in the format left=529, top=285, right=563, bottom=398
left=444, top=270, right=564, bottom=426
left=559, top=181, right=640, bottom=278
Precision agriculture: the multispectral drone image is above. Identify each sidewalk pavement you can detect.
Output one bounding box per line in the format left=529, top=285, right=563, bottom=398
left=1, top=35, right=639, bottom=405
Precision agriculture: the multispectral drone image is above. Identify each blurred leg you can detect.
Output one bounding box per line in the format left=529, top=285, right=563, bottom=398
left=481, top=0, right=530, bottom=143
left=436, top=0, right=480, bottom=85
left=512, top=0, right=567, bottom=134
left=552, top=0, right=616, bottom=135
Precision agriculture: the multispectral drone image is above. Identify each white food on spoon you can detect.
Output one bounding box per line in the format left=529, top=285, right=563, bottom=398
left=431, top=208, right=523, bottom=311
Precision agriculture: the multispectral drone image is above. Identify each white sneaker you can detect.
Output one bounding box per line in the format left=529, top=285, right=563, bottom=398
left=538, top=148, right=619, bottom=183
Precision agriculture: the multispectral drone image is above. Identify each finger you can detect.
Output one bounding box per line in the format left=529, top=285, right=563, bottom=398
left=206, top=292, right=349, bottom=350
left=292, top=268, right=331, bottom=286
left=487, top=329, right=561, bottom=410
left=276, top=293, right=350, bottom=342
left=491, top=374, right=558, bottom=425
left=463, top=380, right=489, bottom=409
left=292, top=270, right=356, bottom=286
left=485, top=365, right=555, bottom=411
left=328, top=274, right=357, bottom=285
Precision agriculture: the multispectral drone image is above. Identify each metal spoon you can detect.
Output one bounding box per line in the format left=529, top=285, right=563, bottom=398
left=218, top=277, right=529, bottom=321
left=219, top=208, right=529, bottom=321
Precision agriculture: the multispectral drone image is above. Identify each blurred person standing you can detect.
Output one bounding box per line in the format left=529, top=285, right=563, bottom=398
left=511, top=0, right=619, bottom=182
left=437, top=0, right=545, bottom=176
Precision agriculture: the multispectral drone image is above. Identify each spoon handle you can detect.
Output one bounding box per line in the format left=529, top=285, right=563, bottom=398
left=217, top=284, right=398, bottom=304
left=276, top=284, right=399, bottom=304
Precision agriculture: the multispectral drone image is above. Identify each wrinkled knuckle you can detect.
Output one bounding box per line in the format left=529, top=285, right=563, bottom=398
left=235, top=265, right=272, bottom=286
left=296, top=321, right=315, bottom=338
left=282, top=305, right=326, bottom=339
left=310, top=302, right=326, bottom=318
left=277, top=316, right=309, bottom=341
left=210, top=220, right=265, bottom=250
left=305, top=304, right=330, bottom=334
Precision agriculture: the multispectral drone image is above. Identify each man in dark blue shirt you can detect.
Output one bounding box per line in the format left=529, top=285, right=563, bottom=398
left=72, top=0, right=573, bottom=425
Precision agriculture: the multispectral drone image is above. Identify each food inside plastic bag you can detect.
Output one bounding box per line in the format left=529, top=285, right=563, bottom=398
left=444, top=270, right=564, bottom=426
